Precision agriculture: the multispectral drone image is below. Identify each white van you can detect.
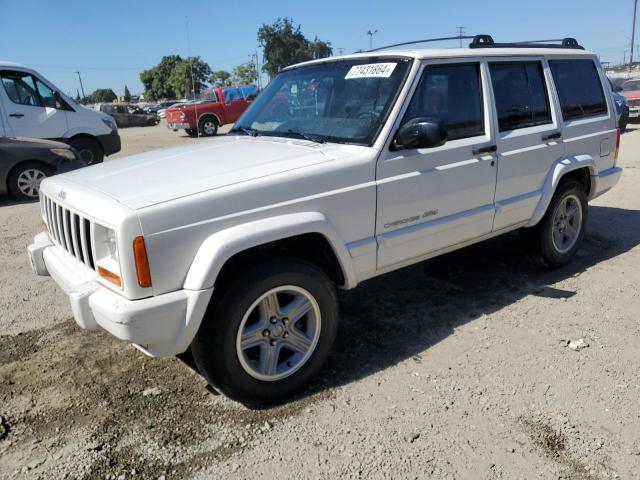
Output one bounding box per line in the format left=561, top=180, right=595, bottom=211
left=0, top=61, right=120, bottom=163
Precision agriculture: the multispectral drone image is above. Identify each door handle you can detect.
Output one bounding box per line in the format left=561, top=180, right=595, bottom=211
left=472, top=144, right=497, bottom=155
left=542, top=131, right=562, bottom=142
left=9, top=113, right=24, bottom=118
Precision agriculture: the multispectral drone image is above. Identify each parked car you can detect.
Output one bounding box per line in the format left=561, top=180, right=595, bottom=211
left=0, top=136, right=85, bottom=200
left=95, top=104, right=159, bottom=128
left=28, top=35, right=622, bottom=406
left=617, top=79, right=640, bottom=121
left=166, top=86, right=258, bottom=137
left=0, top=61, right=120, bottom=164
left=609, top=79, right=630, bottom=130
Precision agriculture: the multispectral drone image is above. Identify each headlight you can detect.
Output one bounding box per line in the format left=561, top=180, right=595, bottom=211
left=50, top=148, right=75, bottom=161
left=94, top=224, right=121, bottom=287
left=102, top=118, right=117, bottom=131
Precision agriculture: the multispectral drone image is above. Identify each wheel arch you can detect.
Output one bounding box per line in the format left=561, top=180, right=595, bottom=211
left=67, top=133, right=104, bottom=153
left=526, top=154, right=596, bottom=228
left=197, top=112, right=221, bottom=127
left=183, top=212, right=357, bottom=292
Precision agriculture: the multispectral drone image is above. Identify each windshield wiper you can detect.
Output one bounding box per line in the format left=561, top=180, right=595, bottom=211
left=231, top=126, right=260, bottom=137
left=287, top=129, right=327, bottom=144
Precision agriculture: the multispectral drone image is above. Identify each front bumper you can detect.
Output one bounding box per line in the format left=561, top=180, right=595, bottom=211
left=96, top=129, right=122, bottom=156
left=28, top=232, right=213, bottom=357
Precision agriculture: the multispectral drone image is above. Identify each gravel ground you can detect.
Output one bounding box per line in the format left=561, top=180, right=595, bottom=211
left=1, top=122, right=639, bottom=479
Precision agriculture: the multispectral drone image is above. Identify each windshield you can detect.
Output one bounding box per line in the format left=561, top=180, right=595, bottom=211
left=622, top=80, right=640, bottom=91
left=233, top=57, right=412, bottom=145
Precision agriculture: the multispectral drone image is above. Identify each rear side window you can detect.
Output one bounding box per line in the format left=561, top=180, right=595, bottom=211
left=489, top=62, right=551, bottom=131
left=402, top=63, right=484, bottom=141
left=549, top=59, right=607, bottom=120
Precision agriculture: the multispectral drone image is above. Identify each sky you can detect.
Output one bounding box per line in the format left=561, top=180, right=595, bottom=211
left=0, top=0, right=637, bottom=98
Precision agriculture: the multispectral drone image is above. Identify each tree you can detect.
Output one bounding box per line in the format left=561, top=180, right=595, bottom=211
left=124, top=85, right=131, bottom=103
left=80, top=88, right=117, bottom=104
left=140, top=55, right=183, bottom=101
left=231, top=62, right=257, bottom=85
left=258, top=18, right=332, bottom=77
left=168, top=57, right=212, bottom=98
left=209, top=70, right=232, bottom=87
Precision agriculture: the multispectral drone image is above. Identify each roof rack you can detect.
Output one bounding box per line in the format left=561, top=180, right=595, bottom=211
left=468, top=34, right=584, bottom=50
left=367, top=35, right=477, bottom=52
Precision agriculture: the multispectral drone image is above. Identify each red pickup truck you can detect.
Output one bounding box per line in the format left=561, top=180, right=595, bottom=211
left=166, top=85, right=258, bottom=137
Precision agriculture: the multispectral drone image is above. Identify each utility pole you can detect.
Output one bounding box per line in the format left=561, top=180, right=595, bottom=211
left=337, top=47, right=345, bottom=56
left=367, top=29, right=378, bottom=50
left=75, top=71, right=85, bottom=98
left=631, top=0, right=638, bottom=70
left=456, top=26, right=466, bottom=48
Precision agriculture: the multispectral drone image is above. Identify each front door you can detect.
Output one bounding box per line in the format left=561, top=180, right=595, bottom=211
left=0, top=70, right=68, bottom=139
left=222, top=87, right=247, bottom=123
left=376, top=59, right=498, bottom=270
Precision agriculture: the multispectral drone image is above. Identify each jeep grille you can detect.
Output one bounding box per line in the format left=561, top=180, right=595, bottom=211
left=41, top=194, right=96, bottom=271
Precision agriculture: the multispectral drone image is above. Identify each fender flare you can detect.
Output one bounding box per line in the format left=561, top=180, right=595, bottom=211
left=525, top=154, right=597, bottom=227
left=183, top=212, right=358, bottom=291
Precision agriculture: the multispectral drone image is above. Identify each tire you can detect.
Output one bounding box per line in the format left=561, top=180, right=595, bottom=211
left=198, top=117, right=218, bottom=137
left=69, top=137, right=104, bottom=165
left=191, top=258, right=339, bottom=407
left=8, top=162, right=52, bottom=200
left=527, top=179, right=588, bottom=268
left=185, top=128, right=199, bottom=138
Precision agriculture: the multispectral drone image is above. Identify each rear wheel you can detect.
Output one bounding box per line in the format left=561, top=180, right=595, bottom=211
left=198, top=117, right=218, bottom=137
left=8, top=162, right=52, bottom=200
left=526, top=179, right=588, bottom=268
left=69, top=137, right=103, bottom=165
left=191, top=258, right=338, bottom=407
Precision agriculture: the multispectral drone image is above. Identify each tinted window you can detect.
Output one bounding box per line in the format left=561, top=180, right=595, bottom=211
left=1, top=71, right=42, bottom=107
left=489, top=62, right=551, bottom=131
left=549, top=60, right=607, bottom=120
left=622, top=80, right=640, bottom=91
left=223, top=88, right=242, bottom=102
left=402, top=63, right=484, bottom=141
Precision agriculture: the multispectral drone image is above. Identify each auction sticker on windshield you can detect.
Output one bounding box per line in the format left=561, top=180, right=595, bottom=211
left=345, top=63, right=397, bottom=79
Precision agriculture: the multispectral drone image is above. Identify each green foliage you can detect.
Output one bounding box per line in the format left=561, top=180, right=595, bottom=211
left=209, top=70, right=232, bottom=87
left=168, top=56, right=212, bottom=99
left=81, top=88, right=117, bottom=104
left=257, top=17, right=332, bottom=77
left=231, top=62, right=257, bottom=85
left=124, top=85, right=131, bottom=102
left=140, top=55, right=183, bottom=101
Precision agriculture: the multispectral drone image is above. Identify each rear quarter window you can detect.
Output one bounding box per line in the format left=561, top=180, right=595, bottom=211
left=549, top=59, right=608, bottom=120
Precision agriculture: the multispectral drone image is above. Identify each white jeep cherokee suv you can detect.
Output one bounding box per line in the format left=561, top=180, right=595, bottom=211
left=28, top=35, right=622, bottom=405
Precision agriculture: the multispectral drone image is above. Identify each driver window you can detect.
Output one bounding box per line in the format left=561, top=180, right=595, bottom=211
left=401, top=63, right=485, bottom=141
left=1, top=71, right=43, bottom=107
left=34, top=78, right=57, bottom=108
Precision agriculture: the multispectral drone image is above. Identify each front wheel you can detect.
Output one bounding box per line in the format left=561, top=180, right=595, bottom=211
left=8, top=162, right=52, bottom=200
left=191, top=258, right=338, bottom=407
left=185, top=128, right=199, bottom=138
left=527, top=179, right=588, bottom=268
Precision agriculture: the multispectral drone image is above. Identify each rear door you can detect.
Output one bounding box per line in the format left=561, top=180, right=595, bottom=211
left=375, top=59, right=498, bottom=270
left=548, top=57, right=616, bottom=173
left=487, top=58, right=564, bottom=230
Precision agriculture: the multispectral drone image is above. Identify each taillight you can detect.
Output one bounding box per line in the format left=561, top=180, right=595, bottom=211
left=614, top=128, right=620, bottom=164
left=133, top=236, right=152, bottom=288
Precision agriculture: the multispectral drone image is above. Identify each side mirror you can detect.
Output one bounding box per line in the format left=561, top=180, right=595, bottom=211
left=393, top=118, right=447, bottom=150
left=613, top=85, right=623, bottom=92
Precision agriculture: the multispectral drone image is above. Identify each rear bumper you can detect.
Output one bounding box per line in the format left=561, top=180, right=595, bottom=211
left=167, top=122, right=191, bottom=130
left=28, top=232, right=213, bottom=357
left=97, top=130, right=122, bottom=156
left=592, top=166, right=622, bottom=199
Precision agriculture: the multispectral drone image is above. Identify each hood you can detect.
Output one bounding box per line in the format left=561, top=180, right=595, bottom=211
left=621, top=90, right=640, bottom=101
left=60, top=136, right=345, bottom=210
left=8, top=136, right=70, bottom=149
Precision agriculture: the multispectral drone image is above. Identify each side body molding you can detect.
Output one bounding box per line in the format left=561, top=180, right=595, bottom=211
left=183, top=212, right=358, bottom=291
left=526, top=154, right=596, bottom=228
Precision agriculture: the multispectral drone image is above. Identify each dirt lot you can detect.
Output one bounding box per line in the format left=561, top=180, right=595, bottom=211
left=1, top=121, right=640, bottom=480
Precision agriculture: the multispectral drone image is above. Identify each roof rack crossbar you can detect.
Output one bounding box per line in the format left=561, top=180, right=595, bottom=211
left=469, top=34, right=584, bottom=50
left=367, top=35, right=476, bottom=52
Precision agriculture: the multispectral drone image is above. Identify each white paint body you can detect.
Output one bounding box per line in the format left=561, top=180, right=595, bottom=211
left=28, top=48, right=622, bottom=357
